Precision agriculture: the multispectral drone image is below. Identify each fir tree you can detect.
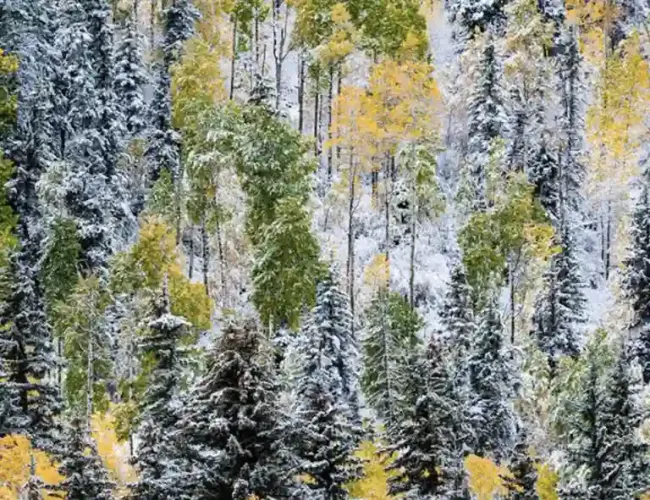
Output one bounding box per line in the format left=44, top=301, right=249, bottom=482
left=290, top=276, right=367, bottom=499
left=361, top=291, right=423, bottom=429
left=528, top=137, right=561, bottom=223
left=0, top=0, right=61, bottom=454
left=59, top=417, right=114, bottom=500
left=503, top=427, right=538, bottom=500
left=624, top=165, right=650, bottom=383
left=557, top=27, right=585, bottom=222
left=531, top=227, right=585, bottom=377
left=600, top=346, right=650, bottom=498
left=387, top=338, right=463, bottom=498
left=114, top=14, right=146, bottom=138
left=439, top=263, right=475, bottom=362
left=131, top=281, right=190, bottom=500
left=447, top=0, right=508, bottom=38
left=467, top=298, right=515, bottom=460
left=465, top=39, right=506, bottom=209
left=175, top=320, right=294, bottom=500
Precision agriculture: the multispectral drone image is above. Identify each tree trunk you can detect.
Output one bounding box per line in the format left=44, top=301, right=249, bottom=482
left=327, top=66, right=334, bottom=183
left=188, top=224, right=194, bottom=279
left=605, top=200, right=612, bottom=280
left=229, top=17, right=237, bottom=101
left=216, top=216, right=226, bottom=307
left=86, top=330, right=94, bottom=432
left=150, top=0, right=156, bottom=49
left=384, top=155, right=391, bottom=288
left=409, top=182, right=417, bottom=310
left=298, top=54, right=305, bottom=133
left=347, top=152, right=356, bottom=333
left=201, top=218, right=209, bottom=295
left=335, top=65, right=342, bottom=169
left=313, top=81, right=320, bottom=158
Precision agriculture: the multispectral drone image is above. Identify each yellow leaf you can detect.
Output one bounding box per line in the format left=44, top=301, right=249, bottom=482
left=465, top=454, right=510, bottom=500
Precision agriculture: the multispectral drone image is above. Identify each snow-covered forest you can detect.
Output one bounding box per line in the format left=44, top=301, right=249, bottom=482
left=2, top=0, right=650, bottom=497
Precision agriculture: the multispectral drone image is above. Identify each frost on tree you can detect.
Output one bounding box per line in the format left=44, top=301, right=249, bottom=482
left=174, top=320, right=294, bottom=500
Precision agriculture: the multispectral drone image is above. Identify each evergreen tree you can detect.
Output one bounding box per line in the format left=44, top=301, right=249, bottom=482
left=175, top=320, right=294, bottom=499
left=59, top=417, right=114, bottom=500
left=447, top=0, right=508, bottom=38
left=528, top=137, right=561, bottom=223
left=361, top=291, right=423, bottom=429
left=503, top=427, right=538, bottom=499
left=600, top=346, right=650, bottom=498
left=467, top=298, right=515, bottom=459
left=557, top=27, right=585, bottom=221
left=387, top=338, right=463, bottom=498
left=0, top=0, right=61, bottom=455
left=114, top=14, right=146, bottom=138
left=465, top=39, right=506, bottom=209
left=531, top=228, right=586, bottom=377
left=20, top=456, right=44, bottom=500
left=132, top=282, right=190, bottom=500
left=624, top=165, right=650, bottom=383
left=439, top=263, right=475, bottom=362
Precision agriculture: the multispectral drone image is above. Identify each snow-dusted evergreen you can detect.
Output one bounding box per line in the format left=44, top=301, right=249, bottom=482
left=465, top=39, right=506, bottom=209
left=388, top=338, right=469, bottom=498
left=0, top=0, right=61, bottom=454
left=290, top=273, right=366, bottom=498
left=528, top=137, right=561, bottom=223
left=175, top=320, right=293, bottom=499
left=531, top=228, right=586, bottom=376
left=467, top=298, right=515, bottom=459
left=503, top=427, right=537, bottom=499
left=59, top=417, right=114, bottom=500
left=131, top=282, right=189, bottom=500
left=624, top=164, right=650, bottom=382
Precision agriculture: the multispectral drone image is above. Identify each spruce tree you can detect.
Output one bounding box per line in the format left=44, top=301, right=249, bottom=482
left=291, top=276, right=367, bottom=498
left=467, top=298, right=515, bottom=459
left=624, top=166, right=650, bottom=383
left=59, top=417, right=114, bottom=500
left=465, top=39, right=506, bottom=209
left=557, top=27, right=585, bottom=221
left=361, top=291, right=423, bottom=429
left=600, top=346, right=650, bottom=498
left=528, top=137, right=561, bottom=223
left=0, top=0, right=61, bottom=455
left=531, top=228, right=586, bottom=377
left=114, top=14, right=146, bottom=139
left=447, top=0, right=508, bottom=38
left=132, top=282, right=190, bottom=500
left=387, top=338, right=463, bottom=498
left=175, top=320, right=294, bottom=500
left=439, top=263, right=475, bottom=363
left=503, top=427, right=538, bottom=500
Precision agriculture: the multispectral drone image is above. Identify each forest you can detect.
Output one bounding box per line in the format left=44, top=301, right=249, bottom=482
left=1, top=0, right=650, bottom=498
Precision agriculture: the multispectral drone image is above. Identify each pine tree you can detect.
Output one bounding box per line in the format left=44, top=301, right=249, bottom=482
left=447, top=0, right=508, bottom=39
left=131, top=281, right=190, bottom=500
left=439, top=263, right=475, bottom=362
left=175, top=320, right=294, bottom=499
left=624, top=166, right=650, bottom=383
left=467, top=298, right=515, bottom=460
left=531, top=227, right=586, bottom=377
left=465, top=39, right=506, bottom=209
left=387, top=338, right=462, bottom=498
left=361, top=291, right=423, bottom=429
left=59, top=417, right=114, bottom=500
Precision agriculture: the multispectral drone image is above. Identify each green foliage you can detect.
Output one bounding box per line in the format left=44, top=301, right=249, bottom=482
left=226, top=0, right=269, bottom=52
left=347, top=0, right=428, bottom=59
left=0, top=157, right=17, bottom=297
left=252, top=196, right=324, bottom=330
left=0, top=49, right=18, bottom=140
left=459, top=172, right=554, bottom=301
left=361, top=291, right=423, bottom=424
left=42, top=218, right=81, bottom=319
left=55, top=277, right=113, bottom=414
left=146, top=169, right=178, bottom=226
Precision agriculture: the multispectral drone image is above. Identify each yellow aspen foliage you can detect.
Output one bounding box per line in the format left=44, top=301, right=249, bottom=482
left=565, top=0, right=618, bottom=61
left=91, top=411, right=137, bottom=488
left=364, top=253, right=390, bottom=292
left=465, top=454, right=510, bottom=500
left=535, top=463, right=559, bottom=500
left=345, top=440, right=399, bottom=500
left=0, top=435, right=64, bottom=499
left=586, top=32, right=650, bottom=193
left=318, top=3, right=357, bottom=67
left=111, top=216, right=213, bottom=330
